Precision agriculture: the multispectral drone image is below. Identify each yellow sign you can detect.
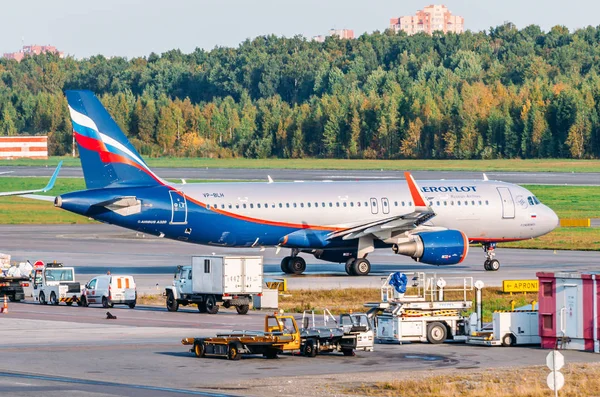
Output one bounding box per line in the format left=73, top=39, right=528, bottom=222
left=503, top=280, right=539, bottom=293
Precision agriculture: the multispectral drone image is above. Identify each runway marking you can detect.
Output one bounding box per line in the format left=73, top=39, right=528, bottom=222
left=0, top=370, right=238, bottom=397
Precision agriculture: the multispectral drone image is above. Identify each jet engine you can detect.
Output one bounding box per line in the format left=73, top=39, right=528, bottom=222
left=392, top=230, right=468, bottom=265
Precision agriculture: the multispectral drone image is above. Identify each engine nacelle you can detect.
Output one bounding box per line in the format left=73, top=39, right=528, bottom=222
left=392, top=230, right=468, bottom=265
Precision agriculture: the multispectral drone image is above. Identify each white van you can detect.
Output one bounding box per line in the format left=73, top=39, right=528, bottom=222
left=82, top=275, right=137, bottom=309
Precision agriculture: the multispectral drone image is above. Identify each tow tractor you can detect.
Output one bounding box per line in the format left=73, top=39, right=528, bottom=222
left=300, top=309, right=375, bottom=356
left=32, top=262, right=82, bottom=305
left=182, top=314, right=301, bottom=360
left=367, top=272, right=473, bottom=344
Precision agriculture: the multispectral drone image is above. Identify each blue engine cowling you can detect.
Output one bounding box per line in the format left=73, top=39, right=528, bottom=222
left=393, top=230, right=468, bottom=266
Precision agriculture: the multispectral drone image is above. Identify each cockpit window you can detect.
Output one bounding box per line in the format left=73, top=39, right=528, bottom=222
left=527, top=196, right=541, bottom=205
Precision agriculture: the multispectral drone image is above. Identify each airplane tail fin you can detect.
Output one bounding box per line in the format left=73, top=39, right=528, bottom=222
left=65, top=90, right=163, bottom=189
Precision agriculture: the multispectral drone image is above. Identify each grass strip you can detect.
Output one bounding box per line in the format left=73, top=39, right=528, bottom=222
left=347, top=363, right=600, bottom=397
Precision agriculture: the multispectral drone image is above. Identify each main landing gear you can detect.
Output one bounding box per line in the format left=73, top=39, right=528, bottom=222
left=344, top=257, right=371, bottom=276
left=483, top=243, right=500, bottom=271
left=281, top=249, right=306, bottom=275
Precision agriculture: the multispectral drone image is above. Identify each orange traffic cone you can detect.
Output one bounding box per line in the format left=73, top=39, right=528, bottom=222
left=0, top=295, right=7, bottom=314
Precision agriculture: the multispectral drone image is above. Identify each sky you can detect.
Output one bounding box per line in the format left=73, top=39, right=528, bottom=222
left=1, top=0, right=599, bottom=59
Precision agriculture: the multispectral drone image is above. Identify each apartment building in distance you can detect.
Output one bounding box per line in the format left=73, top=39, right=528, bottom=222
left=390, top=4, right=464, bottom=35
left=2, top=45, right=64, bottom=62
left=312, top=29, right=355, bottom=43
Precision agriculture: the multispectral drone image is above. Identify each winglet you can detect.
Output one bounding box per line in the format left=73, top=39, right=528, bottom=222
left=482, top=173, right=489, bottom=181
left=404, top=171, right=427, bottom=208
left=267, top=175, right=274, bottom=183
left=42, top=161, right=62, bottom=192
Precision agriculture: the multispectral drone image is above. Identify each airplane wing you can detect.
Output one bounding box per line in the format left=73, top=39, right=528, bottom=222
left=0, top=161, right=62, bottom=197
left=326, top=172, right=440, bottom=241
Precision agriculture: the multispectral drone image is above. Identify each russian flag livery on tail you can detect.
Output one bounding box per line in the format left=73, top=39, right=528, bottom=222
left=66, top=90, right=163, bottom=189
left=54, top=90, right=560, bottom=276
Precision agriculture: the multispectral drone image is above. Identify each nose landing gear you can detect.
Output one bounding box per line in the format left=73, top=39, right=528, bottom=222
left=483, top=243, right=500, bottom=271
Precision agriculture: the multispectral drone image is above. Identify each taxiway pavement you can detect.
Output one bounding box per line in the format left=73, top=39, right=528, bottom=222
left=1, top=166, right=599, bottom=185
left=1, top=304, right=598, bottom=397
left=1, top=224, right=598, bottom=293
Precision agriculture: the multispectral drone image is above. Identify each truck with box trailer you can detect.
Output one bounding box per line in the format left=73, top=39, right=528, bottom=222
left=182, top=314, right=301, bottom=360
left=32, top=262, right=82, bottom=306
left=165, top=256, right=263, bottom=315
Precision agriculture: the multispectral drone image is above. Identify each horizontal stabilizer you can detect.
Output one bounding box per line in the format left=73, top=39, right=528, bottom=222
left=94, top=196, right=141, bottom=216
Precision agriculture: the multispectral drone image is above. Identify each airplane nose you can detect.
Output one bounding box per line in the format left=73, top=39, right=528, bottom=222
left=546, top=207, right=560, bottom=233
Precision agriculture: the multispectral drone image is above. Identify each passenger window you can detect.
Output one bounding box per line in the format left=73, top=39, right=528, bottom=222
left=451, top=201, right=454, bottom=205
left=293, top=203, right=297, bottom=208
left=471, top=201, right=475, bottom=205
left=485, top=200, right=489, bottom=205
left=528, top=197, right=534, bottom=206
left=457, top=201, right=461, bottom=206
left=357, top=202, right=361, bottom=207
left=436, top=201, right=440, bottom=206
left=307, top=203, right=311, bottom=208
left=321, top=202, right=325, bottom=207
left=204, top=259, right=211, bottom=273
left=228, top=204, right=232, bottom=209
left=402, top=202, right=405, bottom=206
left=243, top=204, right=247, bottom=209
left=478, top=201, right=482, bottom=205
left=350, top=202, right=354, bottom=207
left=364, top=202, right=368, bottom=207
left=188, top=269, right=193, bottom=279
left=286, top=203, right=290, bottom=208
left=444, top=201, right=447, bottom=206
left=300, top=203, right=304, bottom=208
left=279, top=203, right=282, bottom=208
left=336, top=202, right=340, bottom=207
left=329, top=202, right=333, bottom=207
left=236, top=204, right=239, bottom=209
left=394, top=201, right=398, bottom=206
left=250, top=204, right=254, bottom=209
left=409, top=201, right=412, bottom=206
left=343, top=202, right=347, bottom=207
left=87, top=279, right=97, bottom=289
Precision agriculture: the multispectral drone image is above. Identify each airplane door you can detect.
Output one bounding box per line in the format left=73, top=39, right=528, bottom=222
left=381, top=198, right=390, bottom=214
left=496, top=187, right=515, bottom=219
left=169, top=191, right=188, bottom=224
left=370, top=198, right=379, bottom=214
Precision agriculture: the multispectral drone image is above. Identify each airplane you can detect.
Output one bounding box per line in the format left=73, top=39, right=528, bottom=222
left=0, top=162, right=62, bottom=197
left=47, top=90, right=559, bottom=276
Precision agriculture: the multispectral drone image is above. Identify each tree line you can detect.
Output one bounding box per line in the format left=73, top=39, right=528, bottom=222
left=0, top=22, right=599, bottom=159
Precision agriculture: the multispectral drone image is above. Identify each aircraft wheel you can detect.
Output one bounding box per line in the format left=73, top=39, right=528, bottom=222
left=288, top=257, right=306, bottom=275
left=489, top=259, right=500, bottom=271
left=483, top=260, right=490, bottom=271
left=280, top=257, right=292, bottom=273
left=351, top=258, right=371, bottom=276
left=345, top=258, right=356, bottom=276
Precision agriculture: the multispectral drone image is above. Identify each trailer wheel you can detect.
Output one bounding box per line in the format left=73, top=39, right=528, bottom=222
left=194, top=342, right=206, bottom=358
left=342, top=349, right=355, bottom=357
left=197, top=302, right=207, bottom=313
left=205, top=295, right=219, bottom=314
left=39, top=291, right=47, bottom=305
left=227, top=343, right=241, bottom=360
left=49, top=292, right=59, bottom=306
left=304, top=339, right=318, bottom=357
left=426, top=322, right=447, bottom=344
left=501, top=333, right=516, bottom=347
left=166, top=291, right=179, bottom=312
left=235, top=305, right=249, bottom=315
left=223, top=301, right=231, bottom=309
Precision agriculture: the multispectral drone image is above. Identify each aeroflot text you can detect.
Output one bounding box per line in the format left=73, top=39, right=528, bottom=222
left=421, top=186, right=478, bottom=193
